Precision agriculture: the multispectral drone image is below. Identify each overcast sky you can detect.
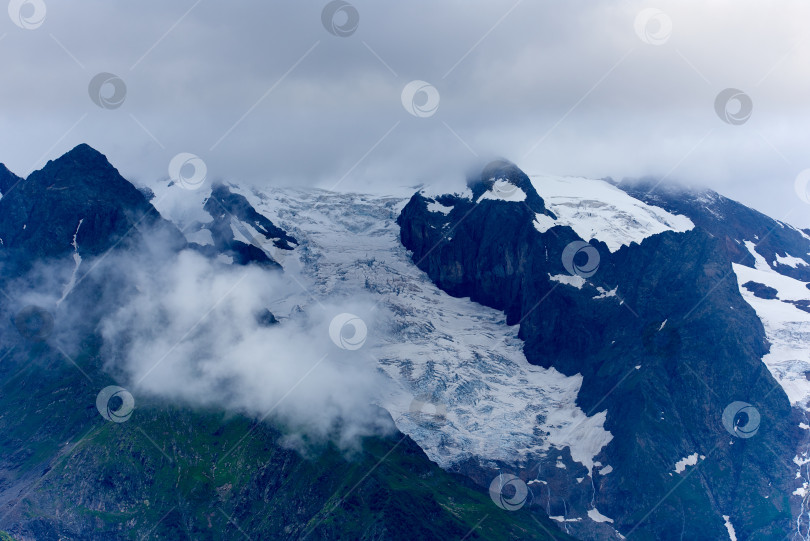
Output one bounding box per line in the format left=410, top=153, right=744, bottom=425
left=1, top=1, right=809, bottom=225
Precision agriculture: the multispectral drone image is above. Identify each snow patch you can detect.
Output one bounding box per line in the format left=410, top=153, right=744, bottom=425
left=674, top=452, right=700, bottom=474
left=230, top=219, right=261, bottom=247
left=427, top=200, right=452, bottom=215
left=148, top=181, right=213, bottom=233
left=774, top=253, right=808, bottom=268
left=477, top=179, right=527, bottom=203
left=546, top=409, right=613, bottom=472
left=723, top=515, right=737, bottom=541
left=734, top=241, right=810, bottom=408
left=57, top=219, right=83, bottom=306
left=529, top=175, right=694, bottom=252
left=550, top=516, right=582, bottom=523
left=550, top=273, right=586, bottom=289
left=186, top=228, right=214, bottom=246
left=587, top=508, right=614, bottom=523
left=534, top=213, right=556, bottom=233
left=593, top=286, right=617, bottom=299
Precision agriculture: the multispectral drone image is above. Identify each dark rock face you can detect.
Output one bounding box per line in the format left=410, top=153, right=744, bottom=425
left=787, top=299, right=810, bottom=314
left=0, top=335, right=570, bottom=540
left=743, top=280, right=779, bottom=299
left=0, top=144, right=185, bottom=278
left=469, top=159, right=552, bottom=216
left=613, top=177, right=810, bottom=281
left=200, top=184, right=297, bottom=269
left=398, top=160, right=798, bottom=539
left=0, top=146, right=571, bottom=541
left=256, top=307, right=279, bottom=326
left=0, top=163, right=22, bottom=195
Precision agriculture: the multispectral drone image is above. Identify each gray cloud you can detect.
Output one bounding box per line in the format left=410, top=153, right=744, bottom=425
left=8, top=226, right=395, bottom=451
left=96, top=246, right=394, bottom=450
left=1, top=1, right=809, bottom=224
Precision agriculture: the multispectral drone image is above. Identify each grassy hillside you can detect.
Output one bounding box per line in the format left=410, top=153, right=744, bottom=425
left=0, top=326, right=570, bottom=540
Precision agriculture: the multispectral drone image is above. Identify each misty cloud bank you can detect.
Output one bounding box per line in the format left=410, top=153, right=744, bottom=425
left=11, top=233, right=396, bottom=451
left=1, top=1, right=808, bottom=225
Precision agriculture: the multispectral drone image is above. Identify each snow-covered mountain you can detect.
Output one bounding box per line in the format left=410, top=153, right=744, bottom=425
left=156, top=183, right=620, bottom=538
left=396, top=160, right=809, bottom=540
left=528, top=174, right=695, bottom=252
left=0, top=146, right=570, bottom=541
left=148, top=157, right=810, bottom=540
left=224, top=187, right=613, bottom=466
left=154, top=157, right=809, bottom=539
left=3, top=146, right=810, bottom=540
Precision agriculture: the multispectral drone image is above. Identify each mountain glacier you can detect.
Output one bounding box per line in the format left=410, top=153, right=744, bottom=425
left=3, top=145, right=810, bottom=540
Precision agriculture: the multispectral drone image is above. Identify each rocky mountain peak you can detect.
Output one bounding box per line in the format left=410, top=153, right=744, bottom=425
left=468, top=158, right=549, bottom=214
left=0, top=163, right=21, bottom=195
left=0, top=144, right=184, bottom=277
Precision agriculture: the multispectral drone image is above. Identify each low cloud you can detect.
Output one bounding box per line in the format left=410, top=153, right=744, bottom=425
left=11, top=232, right=395, bottom=452
left=1, top=1, right=808, bottom=224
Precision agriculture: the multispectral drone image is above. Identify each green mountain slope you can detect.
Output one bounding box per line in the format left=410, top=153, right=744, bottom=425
left=0, top=146, right=570, bottom=540
left=0, top=338, right=569, bottom=540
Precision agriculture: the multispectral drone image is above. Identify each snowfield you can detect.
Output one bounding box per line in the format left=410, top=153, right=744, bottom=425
left=149, top=174, right=810, bottom=540
left=223, top=186, right=615, bottom=473
left=733, top=241, right=810, bottom=409
left=528, top=174, right=694, bottom=252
